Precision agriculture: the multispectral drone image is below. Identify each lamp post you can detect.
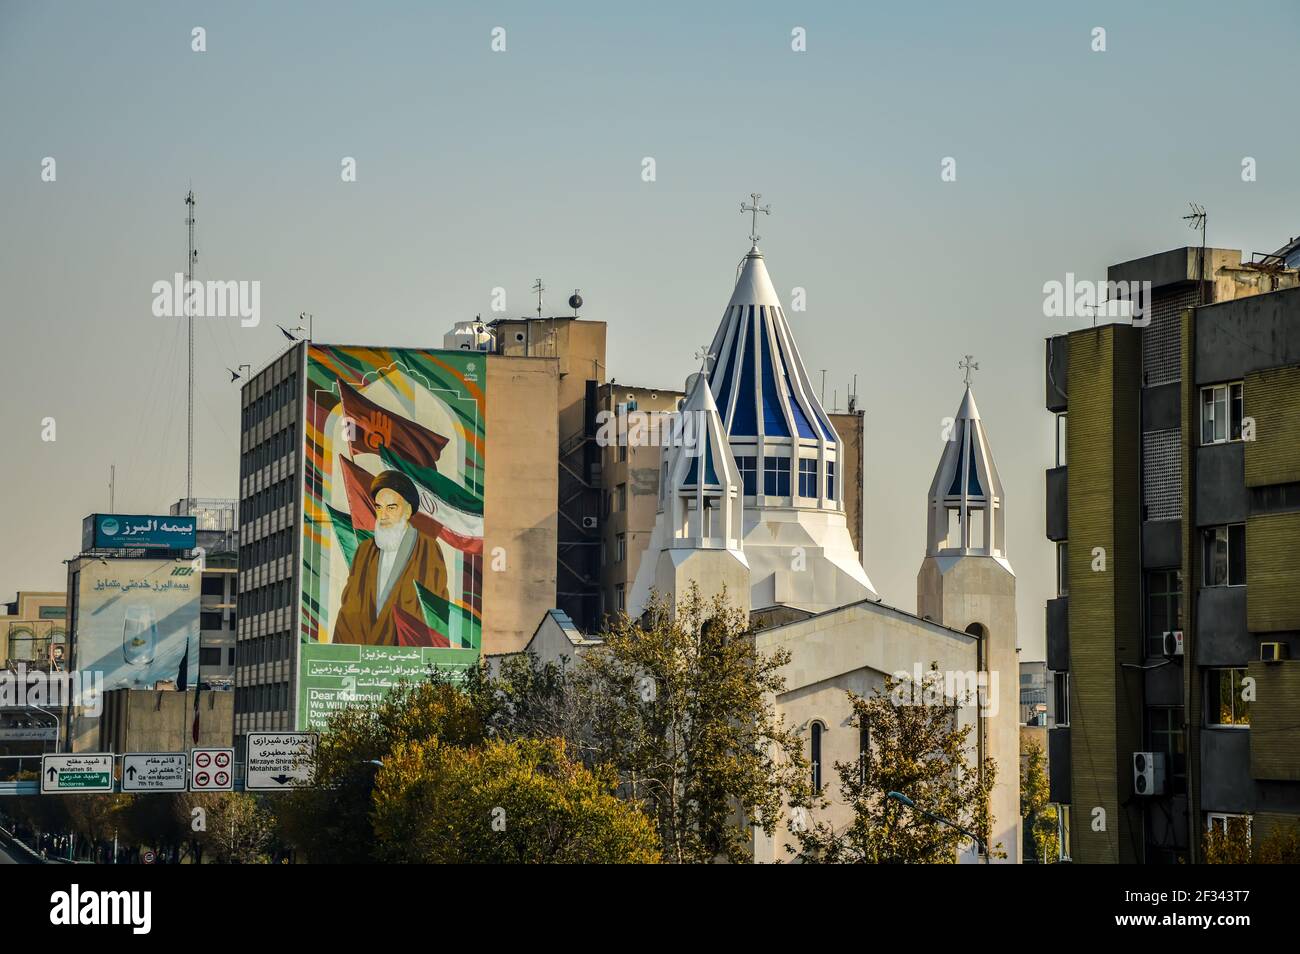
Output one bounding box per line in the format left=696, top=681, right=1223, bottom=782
left=887, top=790, right=989, bottom=864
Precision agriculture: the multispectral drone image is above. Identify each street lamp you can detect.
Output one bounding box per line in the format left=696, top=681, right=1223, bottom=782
left=886, top=791, right=989, bottom=864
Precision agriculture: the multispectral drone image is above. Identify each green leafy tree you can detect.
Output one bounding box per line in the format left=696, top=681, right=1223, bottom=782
left=1257, top=823, right=1300, bottom=864
left=1020, top=739, right=1059, bottom=863
left=796, top=667, right=1001, bottom=863
left=198, top=793, right=277, bottom=864
left=371, top=736, right=659, bottom=863
left=275, top=680, right=489, bottom=862
left=577, top=586, right=811, bottom=864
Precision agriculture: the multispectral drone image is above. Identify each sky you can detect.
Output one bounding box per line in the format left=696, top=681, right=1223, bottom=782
left=3, top=0, right=1299, bottom=659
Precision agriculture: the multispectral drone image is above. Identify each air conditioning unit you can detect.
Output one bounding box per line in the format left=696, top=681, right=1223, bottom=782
left=1162, top=630, right=1184, bottom=657
left=582, top=516, right=599, bottom=530
left=1133, top=751, right=1167, bottom=796
left=1260, top=642, right=1290, bottom=663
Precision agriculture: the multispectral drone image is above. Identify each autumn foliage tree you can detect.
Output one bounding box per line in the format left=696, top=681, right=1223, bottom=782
left=371, top=736, right=659, bottom=863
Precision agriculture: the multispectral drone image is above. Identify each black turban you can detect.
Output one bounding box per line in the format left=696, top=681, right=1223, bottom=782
left=369, top=469, right=420, bottom=514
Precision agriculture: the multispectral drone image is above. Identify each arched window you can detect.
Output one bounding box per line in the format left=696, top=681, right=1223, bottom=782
left=810, top=720, right=825, bottom=793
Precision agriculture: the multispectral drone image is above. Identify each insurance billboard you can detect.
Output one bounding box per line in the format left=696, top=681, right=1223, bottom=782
left=73, top=558, right=201, bottom=691
left=298, top=346, right=485, bottom=730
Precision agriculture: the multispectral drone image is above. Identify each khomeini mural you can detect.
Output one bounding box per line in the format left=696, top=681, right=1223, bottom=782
left=528, top=204, right=1020, bottom=864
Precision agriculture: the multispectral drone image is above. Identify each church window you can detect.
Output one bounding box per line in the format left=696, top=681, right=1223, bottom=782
left=798, top=458, right=818, bottom=498
left=764, top=456, right=790, bottom=497
left=826, top=461, right=836, bottom=500
left=810, top=721, right=825, bottom=792
left=858, top=724, right=870, bottom=786
left=737, top=456, right=757, bottom=496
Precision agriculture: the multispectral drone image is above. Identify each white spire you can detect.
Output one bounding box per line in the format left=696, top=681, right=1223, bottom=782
left=659, top=369, right=744, bottom=552
left=926, top=385, right=1008, bottom=561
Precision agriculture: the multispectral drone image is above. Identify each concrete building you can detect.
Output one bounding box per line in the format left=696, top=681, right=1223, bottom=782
left=234, top=342, right=560, bottom=743
left=171, top=498, right=238, bottom=688
left=2, top=591, right=67, bottom=670
left=98, top=687, right=234, bottom=753
left=1045, top=242, right=1300, bottom=863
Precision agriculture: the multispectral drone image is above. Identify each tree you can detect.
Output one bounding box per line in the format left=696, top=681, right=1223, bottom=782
left=577, top=586, right=811, bottom=864
left=199, top=793, right=277, bottom=864
left=1020, top=739, right=1059, bottom=863
left=1257, top=823, right=1300, bottom=864
left=274, top=680, right=490, bottom=862
left=1204, top=816, right=1253, bottom=864
left=796, top=667, right=1001, bottom=863
left=371, top=736, right=659, bottom=863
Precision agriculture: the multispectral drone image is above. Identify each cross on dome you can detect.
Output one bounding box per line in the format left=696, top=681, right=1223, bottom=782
left=740, top=192, right=771, bottom=246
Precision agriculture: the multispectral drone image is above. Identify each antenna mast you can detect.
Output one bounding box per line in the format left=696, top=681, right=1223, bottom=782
left=185, top=189, right=197, bottom=501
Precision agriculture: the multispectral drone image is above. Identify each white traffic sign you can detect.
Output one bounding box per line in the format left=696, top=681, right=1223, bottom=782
left=189, top=747, right=234, bottom=791
left=122, top=753, right=188, bottom=792
left=41, top=754, right=114, bottom=794
left=246, top=732, right=318, bottom=791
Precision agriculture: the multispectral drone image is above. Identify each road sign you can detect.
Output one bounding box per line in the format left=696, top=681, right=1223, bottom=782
left=142, top=850, right=156, bottom=865
left=122, top=753, right=188, bottom=792
left=41, top=754, right=114, bottom=794
left=189, top=747, right=234, bottom=791
left=246, top=732, right=318, bottom=791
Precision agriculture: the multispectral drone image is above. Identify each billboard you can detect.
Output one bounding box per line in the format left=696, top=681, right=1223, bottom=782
left=83, top=513, right=197, bottom=551
left=299, top=346, right=485, bottom=730
left=73, top=558, right=201, bottom=691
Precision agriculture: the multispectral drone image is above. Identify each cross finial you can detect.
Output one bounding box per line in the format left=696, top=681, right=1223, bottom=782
left=740, top=192, right=771, bottom=246
left=959, top=354, right=979, bottom=387
left=695, top=346, right=716, bottom=373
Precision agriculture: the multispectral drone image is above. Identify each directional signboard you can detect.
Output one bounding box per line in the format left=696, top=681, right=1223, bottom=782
left=189, top=747, right=234, bottom=791
left=246, top=732, right=318, bottom=791
left=122, top=753, right=188, bottom=792
left=41, top=754, right=114, bottom=794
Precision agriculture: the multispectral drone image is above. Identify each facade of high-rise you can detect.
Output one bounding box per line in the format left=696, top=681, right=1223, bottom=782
left=1045, top=244, right=1300, bottom=863
left=171, top=497, right=238, bottom=688
left=234, top=341, right=561, bottom=746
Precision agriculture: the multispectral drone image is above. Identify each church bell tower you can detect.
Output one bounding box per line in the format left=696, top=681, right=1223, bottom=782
left=916, top=364, right=1021, bottom=863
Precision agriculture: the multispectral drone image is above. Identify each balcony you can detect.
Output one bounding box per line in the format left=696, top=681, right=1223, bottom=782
left=1195, top=443, right=1248, bottom=526
left=1197, top=586, right=1251, bottom=666
left=1048, top=726, right=1071, bottom=804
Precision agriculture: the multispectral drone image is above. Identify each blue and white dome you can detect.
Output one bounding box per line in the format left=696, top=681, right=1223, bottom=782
left=704, top=246, right=843, bottom=511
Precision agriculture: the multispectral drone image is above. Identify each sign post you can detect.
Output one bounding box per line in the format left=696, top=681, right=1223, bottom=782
left=246, top=732, right=318, bottom=791
left=41, top=754, right=114, bottom=794
left=122, top=753, right=189, bottom=792
left=189, top=747, right=234, bottom=792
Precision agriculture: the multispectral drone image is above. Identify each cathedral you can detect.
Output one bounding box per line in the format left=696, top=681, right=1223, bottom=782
left=526, top=227, right=1020, bottom=863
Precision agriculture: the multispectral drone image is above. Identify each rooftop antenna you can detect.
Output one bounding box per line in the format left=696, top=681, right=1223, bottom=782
left=1184, top=203, right=1208, bottom=304
left=819, top=369, right=828, bottom=406
left=185, top=187, right=197, bottom=502
left=532, top=278, right=545, bottom=318
left=740, top=192, right=771, bottom=246
left=848, top=373, right=858, bottom=413
left=109, top=463, right=115, bottom=512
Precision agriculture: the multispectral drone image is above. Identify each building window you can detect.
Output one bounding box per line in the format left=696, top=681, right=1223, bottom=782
left=736, top=455, right=757, bottom=496
left=200, top=612, right=223, bottom=631
left=615, top=533, right=626, bottom=563
left=1144, top=570, right=1182, bottom=658
left=1056, top=542, right=1069, bottom=597
left=617, top=441, right=627, bottom=463
left=1206, top=812, right=1252, bottom=838
left=1053, top=671, right=1069, bottom=726
left=615, top=584, right=625, bottom=612
left=763, top=456, right=791, bottom=497
left=810, top=721, right=824, bottom=793
left=1201, top=524, right=1246, bottom=587
left=798, top=458, right=818, bottom=498
left=1201, top=382, right=1244, bottom=445
left=1147, top=706, right=1186, bottom=795
left=1206, top=668, right=1251, bottom=727
left=826, top=460, right=836, bottom=500
left=615, top=484, right=627, bottom=512
left=858, top=724, right=870, bottom=786
left=1055, top=413, right=1067, bottom=467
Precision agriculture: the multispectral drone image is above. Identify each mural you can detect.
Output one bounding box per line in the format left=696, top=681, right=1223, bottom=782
left=299, top=346, right=485, bottom=730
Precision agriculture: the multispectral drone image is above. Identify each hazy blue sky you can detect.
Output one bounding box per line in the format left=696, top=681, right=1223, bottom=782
left=3, top=1, right=1299, bottom=658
